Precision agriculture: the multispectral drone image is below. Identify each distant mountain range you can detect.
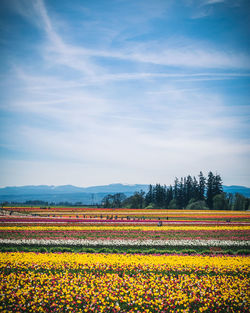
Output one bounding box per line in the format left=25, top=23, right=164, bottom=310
left=0, top=184, right=249, bottom=205
left=0, top=184, right=149, bottom=204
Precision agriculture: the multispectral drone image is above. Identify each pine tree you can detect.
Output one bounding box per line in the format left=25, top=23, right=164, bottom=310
left=214, top=174, right=223, bottom=195
left=192, top=176, right=199, bottom=200
left=186, top=175, right=193, bottom=205
left=206, top=171, right=215, bottom=209
left=145, top=184, right=154, bottom=206
left=206, top=172, right=223, bottom=209
left=166, top=185, right=173, bottom=207
left=174, top=178, right=179, bottom=199
left=198, top=171, right=206, bottom=200
left=177, top=177, right=185, bottom=209
left=155, top=184, right=167, bottom=208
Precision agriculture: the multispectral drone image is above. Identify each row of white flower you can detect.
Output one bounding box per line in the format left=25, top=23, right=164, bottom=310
left=0, top=239, right=249, bottom=247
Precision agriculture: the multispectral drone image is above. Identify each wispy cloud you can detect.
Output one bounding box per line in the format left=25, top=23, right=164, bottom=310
left=9, top=0, right=250, bottom=75
left=188, top=0, right=245, bottom=19
left=0, top=0, right=249, bottom=187
left=203, top=0, right=226, bottom=4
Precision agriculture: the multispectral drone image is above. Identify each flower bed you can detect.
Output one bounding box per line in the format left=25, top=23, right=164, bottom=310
left=0, top=252, right=249, bottom=313
left=0, top=238, right=249, bottom=247
left=1, top=217, right=249, bottom=225
left=2, top=207, right=250, bottom=221
left=0, top=229, right=249, bottom=241
left=0, top=225, right=249, bottom=231
left=1, top=211, right=249, bottom=253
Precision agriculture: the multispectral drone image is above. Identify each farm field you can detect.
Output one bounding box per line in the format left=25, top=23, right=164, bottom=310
left=0, top=207, right=249, bottom=312
left=0, top=252, right=249, bottom=313
left=0, top=208, right=249, bottom=251
left=2, top=206, right=250, bottom=220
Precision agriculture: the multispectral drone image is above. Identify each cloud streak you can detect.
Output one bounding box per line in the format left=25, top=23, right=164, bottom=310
left=11, top=0, right=250, bottom=74
left=0, top=0, right=249, bottom=187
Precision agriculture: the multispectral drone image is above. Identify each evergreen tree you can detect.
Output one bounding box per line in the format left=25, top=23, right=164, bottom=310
left=183, top=177, right=188, bottom=206
left=206, top=171, right=215, bottom=209
left=166, top=185, right=173, bottom=207
left=145, top=184, right=154, bottom=206
left=192, top=176, right=199, bottom=200
left=186, top=175, right=193, bottom=205
left=177, top=177, right=185, bottom=209
left=198, top=171, right=206, bottom=200
left=174, top=178, right=179, bottom=199
left=206, top=172, right=223, bottom=209
left=214, top=174, right=223, bottom=195
left=155, top=184, right=167, bottom=208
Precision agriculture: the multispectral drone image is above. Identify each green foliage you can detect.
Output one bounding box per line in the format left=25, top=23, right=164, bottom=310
left=236, top=249, right=250, bottom=255
left=213, top=193, right=229, bottom=210
left=145, top=248, right=156, bottom=254
left=234, top=193, right=249, bottom=211
left=122, top=191, right=145, bottom=209
left=100, top=171, right=248, bottom=210
left=84, top=248, right=95, bottom=253
left=102, top=193, right=126, bottom=208
left=39, top=247, right=48, bottom=253
left=1, top=244, right=249, bottom=255
left=206, top=172, right=223, bottom=209
left=186, top=200, right=208, bottom=210
left=181, top=249, right=197, bottom=255
left=198, top=172, right=206, bottom=200
left=168, top=199, right=178, bottom=210
left=145, top=185, right=154, bottom=206
left=144, top=203, right=156, bottom=210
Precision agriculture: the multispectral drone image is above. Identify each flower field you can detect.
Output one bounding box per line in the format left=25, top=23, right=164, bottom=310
left=0, top=208, right=249, bottom=312
left=2, top=207, right=250, bottom=221
left=0, top=226, right=249, bottom=245
left=0, top=209, right=249, bottom=248
left=0, top=252, right=249, bottom=313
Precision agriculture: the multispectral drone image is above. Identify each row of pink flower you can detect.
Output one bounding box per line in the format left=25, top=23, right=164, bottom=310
left=1, top=229, right=249, bottom=241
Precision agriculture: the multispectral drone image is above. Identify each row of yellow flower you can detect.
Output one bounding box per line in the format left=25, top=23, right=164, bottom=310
left=0, top=225, right=249, bottom=231
left=0, top=253, right=249, bottom=313
left=4, top=207, right=250, bottom=219
left=1, top=252, right=249, bottom=271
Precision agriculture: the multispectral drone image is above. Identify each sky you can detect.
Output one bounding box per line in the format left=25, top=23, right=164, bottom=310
left=0, top=0, right=250, bottom=188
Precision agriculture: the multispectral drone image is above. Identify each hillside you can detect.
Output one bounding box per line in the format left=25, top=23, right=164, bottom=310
left=0, top=184, right=249, bottom=205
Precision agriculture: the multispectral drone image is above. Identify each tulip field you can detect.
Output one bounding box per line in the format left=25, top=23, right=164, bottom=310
left=0, top=252, right=249, bottom=313
left=0, top=207, right=249, bottom=312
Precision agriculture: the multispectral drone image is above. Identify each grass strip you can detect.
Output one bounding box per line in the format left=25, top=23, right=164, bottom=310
left=0, top=243, right=249, bottom=255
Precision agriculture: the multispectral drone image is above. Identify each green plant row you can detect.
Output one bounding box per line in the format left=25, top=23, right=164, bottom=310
left=0, top=244, right=249, bottom=255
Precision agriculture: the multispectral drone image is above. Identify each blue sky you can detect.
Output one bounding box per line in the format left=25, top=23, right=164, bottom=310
left=0, top=0, right=250, bottom=187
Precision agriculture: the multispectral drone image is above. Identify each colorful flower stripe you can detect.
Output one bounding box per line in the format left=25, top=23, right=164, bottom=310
left=3, top=208, right=250, bottom=217
left=0, top=253, right=249, bottom=313
left=4, top=207, right=249, bottom=211
left=1, top=252, right=249, bottom=272
left=1, top=229, right=249, bottom=241
left=0, top=238, right=249, bottom=246
left=0, top=225, right=249, bottom=231
left=22, top=212, right=250, bottom=217
left=4, top=207, right=250, bottom=213
left=1, top=218, right=249, bottom=225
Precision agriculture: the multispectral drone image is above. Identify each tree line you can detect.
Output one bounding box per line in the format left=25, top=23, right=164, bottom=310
left=102, top=171, right=250, bottom=210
